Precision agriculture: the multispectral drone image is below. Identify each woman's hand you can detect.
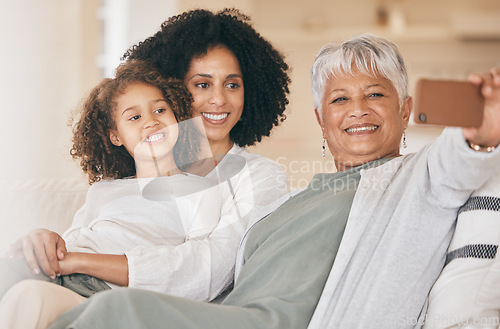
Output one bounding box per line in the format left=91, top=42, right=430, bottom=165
left=463, top=67, right=500, bottom=148
left=8, top=228, right=67, bottom=279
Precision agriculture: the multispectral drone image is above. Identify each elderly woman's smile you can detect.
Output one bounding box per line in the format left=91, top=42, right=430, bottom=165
left=344, top=123, right=379, bottom=134
left=316, top=67, right=412, bottom=171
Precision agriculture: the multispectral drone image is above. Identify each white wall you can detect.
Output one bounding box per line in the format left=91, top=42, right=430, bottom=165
left=0, top=0, right=100, bottom=181
left=100, top=0, right=179, bottom=77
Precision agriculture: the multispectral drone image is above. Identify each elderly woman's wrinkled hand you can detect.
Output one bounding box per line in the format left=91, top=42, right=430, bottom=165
left=463, top=67, right=500, bottom=148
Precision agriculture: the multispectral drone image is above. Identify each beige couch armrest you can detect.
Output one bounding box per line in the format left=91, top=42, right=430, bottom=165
left=0, top=178, right=88, bottom=253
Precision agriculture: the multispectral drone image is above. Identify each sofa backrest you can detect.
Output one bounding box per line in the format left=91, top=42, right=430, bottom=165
left=0, top=178, right=88, bottom=253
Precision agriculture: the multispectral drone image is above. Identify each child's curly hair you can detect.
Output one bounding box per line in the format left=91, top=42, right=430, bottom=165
left=123, top=8, right=291, bottom=147
left=70, top=60, right=198, bottom=185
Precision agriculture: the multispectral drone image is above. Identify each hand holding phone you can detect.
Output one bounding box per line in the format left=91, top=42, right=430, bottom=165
left=413, top=78, right=484, bottom=127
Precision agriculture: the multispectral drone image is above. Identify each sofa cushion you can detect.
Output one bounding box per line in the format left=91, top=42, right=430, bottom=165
left=424, top=172, right=500, bottom=328
left=0, top=178, right=88, bottom=253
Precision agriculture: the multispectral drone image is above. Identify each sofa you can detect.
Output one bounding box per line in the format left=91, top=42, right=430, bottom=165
left=0, top=178, right=88, bottom=253
left=423, top=171, right=500, bottom=328
left=1, top=172, right=499, bottom=328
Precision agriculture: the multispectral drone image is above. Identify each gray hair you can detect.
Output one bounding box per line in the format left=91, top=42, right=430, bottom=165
left=311, top=33, right=409, bottom=117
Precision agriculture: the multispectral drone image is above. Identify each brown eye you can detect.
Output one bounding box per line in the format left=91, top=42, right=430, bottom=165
left=331, top=97, right=348, bottom=104
left=195, top=82, right=209, bottom=88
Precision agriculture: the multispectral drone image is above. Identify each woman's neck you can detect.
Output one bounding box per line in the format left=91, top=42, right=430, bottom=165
left=181, top=139, right=234, bottom=177
left=209, top=139, right=234, bottom=161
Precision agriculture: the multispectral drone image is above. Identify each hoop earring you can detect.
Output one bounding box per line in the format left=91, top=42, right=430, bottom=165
left=402, top=130, right=407, bottom=149
left=322, top=138, right=326, bottom=157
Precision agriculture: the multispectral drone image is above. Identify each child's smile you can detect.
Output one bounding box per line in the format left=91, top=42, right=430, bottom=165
left=110, top=82, right=180, bottom=177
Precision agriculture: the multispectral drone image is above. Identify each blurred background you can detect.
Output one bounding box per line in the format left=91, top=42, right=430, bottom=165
left=1, top=0, right=500, bottom=189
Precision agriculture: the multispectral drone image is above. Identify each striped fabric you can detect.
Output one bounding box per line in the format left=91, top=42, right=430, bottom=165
left=444, top=196, right=500, bottom=266
left=458, top=196, right=500, bottom=215
left=424, top=173, right=500, bottom=329
left=445, top=243, right=498, bottom=266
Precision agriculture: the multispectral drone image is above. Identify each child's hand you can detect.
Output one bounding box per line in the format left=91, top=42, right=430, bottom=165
left=8, top=228, right=67, bottom=279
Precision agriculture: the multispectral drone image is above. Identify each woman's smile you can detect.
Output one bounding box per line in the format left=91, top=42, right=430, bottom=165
left=344, top=123, right=380, bottom=134
left=201, top=112, right=230, bottom=124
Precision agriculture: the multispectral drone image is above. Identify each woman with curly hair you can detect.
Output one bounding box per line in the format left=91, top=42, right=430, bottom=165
left=124, top=7, right=290, bottom=152
left=0, top=59, right=223, bottom=328
left=117, top=8, right=291, bottom=298
left=2, top=8, right=291, bottom=329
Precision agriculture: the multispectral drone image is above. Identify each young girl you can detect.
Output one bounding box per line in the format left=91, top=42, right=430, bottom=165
left=0, top=59, right=223, bottom=327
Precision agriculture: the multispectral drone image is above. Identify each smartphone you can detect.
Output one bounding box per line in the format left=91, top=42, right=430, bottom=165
left=413, top=78, right=484, bottom=127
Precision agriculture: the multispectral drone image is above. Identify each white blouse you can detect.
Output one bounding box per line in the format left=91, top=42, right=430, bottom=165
left=64, top=145, right=289, bottom=301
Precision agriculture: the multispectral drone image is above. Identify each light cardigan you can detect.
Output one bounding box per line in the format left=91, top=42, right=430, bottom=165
left=307, top=128, right=500, bottom=329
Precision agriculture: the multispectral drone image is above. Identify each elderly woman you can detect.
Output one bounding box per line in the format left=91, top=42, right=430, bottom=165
left=49, top=34, right=500, bottom=329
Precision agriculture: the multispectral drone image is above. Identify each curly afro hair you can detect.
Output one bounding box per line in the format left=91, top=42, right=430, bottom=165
left=123, top=8, right=291, bottom=147
left=70, top=60, right=198, bottom=185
